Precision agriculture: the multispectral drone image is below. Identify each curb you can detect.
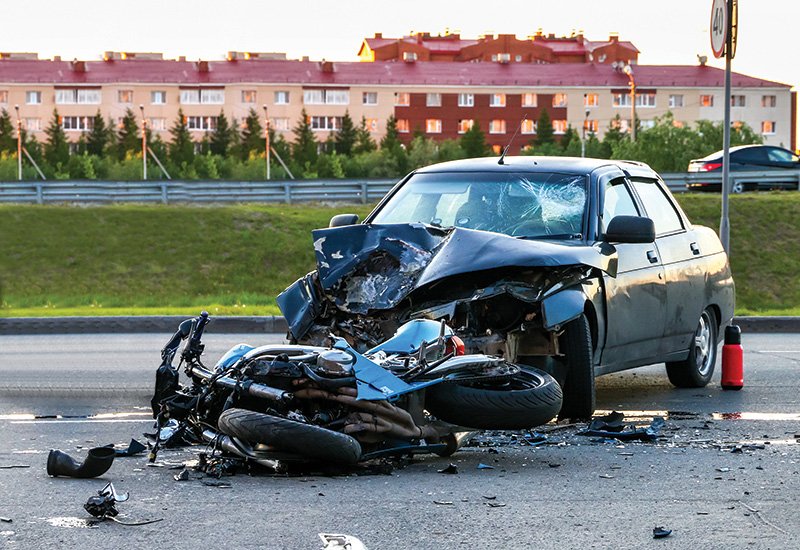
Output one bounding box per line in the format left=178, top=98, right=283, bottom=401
left=0, top=315, right=798, bottom=335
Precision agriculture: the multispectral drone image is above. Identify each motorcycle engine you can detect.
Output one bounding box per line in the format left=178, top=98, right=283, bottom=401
left=313, top=349, right=355, bottom=378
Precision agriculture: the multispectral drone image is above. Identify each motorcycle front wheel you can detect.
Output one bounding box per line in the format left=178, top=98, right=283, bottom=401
left=217, top=408, right=362, bottom=465
left=425, top=367, right=563, bottom=430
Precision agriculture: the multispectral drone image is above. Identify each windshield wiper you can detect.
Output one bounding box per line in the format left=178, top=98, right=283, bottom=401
left=516, top=233, right=583, bottom=240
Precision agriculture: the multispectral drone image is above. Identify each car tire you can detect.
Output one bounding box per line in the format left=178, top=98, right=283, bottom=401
left=731, top=181, right=745, bottom=194
left=665, top=309, right=717, bottom=388
left=558, top=313, right=596, bottom=421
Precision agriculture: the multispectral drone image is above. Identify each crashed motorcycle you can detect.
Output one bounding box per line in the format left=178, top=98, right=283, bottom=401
left=151, top=312, right=562, bottom=465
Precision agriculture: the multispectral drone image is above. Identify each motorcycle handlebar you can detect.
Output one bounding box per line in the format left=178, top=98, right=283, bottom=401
left=188, top=363, right=288, bottom=403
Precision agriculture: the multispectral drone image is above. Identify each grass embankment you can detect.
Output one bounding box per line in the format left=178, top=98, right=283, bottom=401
left=0, top=193, right=798, bottom=317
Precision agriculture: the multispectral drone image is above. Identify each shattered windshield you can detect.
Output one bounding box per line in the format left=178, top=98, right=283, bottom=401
left=371, top=171, right=588, bottom=239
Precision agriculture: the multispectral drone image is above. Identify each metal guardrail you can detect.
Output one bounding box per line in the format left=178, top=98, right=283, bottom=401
left=0, top=171, right=798, bottom=204
left=0, top=179, right=397, bottom=205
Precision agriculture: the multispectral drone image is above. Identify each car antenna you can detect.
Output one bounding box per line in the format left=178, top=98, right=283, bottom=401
left=498, top=116, right=526, bottom=165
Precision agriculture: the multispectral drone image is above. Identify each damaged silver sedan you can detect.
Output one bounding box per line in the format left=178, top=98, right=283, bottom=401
left=278, top=157, right=735, bottom=419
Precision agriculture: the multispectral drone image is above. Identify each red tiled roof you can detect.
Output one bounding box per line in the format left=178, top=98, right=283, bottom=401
left=0, top=59, right=790, bottom=88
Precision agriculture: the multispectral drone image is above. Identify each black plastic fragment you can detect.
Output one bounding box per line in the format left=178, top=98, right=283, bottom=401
left=653, top=526, right=672, bottom=539
left=47, top=447, right=116, bottom=478
left=173, top=468, right=190, bottom=482
left=578, top=413, right=665, bottom=442
left=437, top=463, right=459, bottom=474
left=84, top=483, right=129, bottom=519
left=112, top=439, right=147, bottom=457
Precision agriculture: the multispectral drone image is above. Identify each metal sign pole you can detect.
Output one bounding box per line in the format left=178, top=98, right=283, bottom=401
left=720, top=40, right=732, bottom=254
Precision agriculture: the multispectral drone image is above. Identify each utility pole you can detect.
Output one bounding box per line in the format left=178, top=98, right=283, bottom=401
left=263, top=104, right=270, bottom=180
left=139, top=104, right=147, bottom=180
left=581, top=109, right=589, bottom=158
left=623, top=65, right=636, bottom=141
left=14, top=104, right=22, bottom=180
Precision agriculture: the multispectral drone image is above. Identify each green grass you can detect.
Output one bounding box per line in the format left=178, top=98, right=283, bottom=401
left=1, top=193, right=799, bottom=317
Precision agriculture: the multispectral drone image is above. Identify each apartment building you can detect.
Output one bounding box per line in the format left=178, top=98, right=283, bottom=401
left=0, top=52, right=794, bottom=154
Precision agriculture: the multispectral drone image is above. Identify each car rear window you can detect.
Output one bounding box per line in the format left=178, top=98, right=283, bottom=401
left=371, top=171, right=588, bottom=239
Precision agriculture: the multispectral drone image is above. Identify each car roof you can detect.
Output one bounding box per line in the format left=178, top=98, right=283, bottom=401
left=696, top=144, right=781, bottom=161
left=414, top=156, right=656, bottom=177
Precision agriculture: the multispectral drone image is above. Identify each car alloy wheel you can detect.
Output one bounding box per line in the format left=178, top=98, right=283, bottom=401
left=665, top=308, right=717, bottom=388
left=693, top=310, right=714, bottom=377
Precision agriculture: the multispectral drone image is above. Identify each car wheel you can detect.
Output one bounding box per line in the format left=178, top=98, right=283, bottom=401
left=665, top=309, right=717, bottom=388
left=557, top=313, right=596, bottom=421
left=731, top=181, right=745, bottom=194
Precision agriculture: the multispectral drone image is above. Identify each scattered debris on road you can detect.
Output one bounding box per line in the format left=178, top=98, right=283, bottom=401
left=112, top=438, right=147, bottom=457
left=319, top=533, right=368, bottom=550
left=83, top=483, right=163, bottom=526
left=47, top=447, right=115, bottom=478
left=437, top=463, right=458, bottom=474
left=652, top=526, right=672, bottom=539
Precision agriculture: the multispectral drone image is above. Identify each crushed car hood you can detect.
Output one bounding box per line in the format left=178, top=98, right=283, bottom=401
left=310, top=223, right=617, bottom=315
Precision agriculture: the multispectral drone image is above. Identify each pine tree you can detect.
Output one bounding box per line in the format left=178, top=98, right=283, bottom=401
left=560, top=126, right=580, bottom=152
left=44, top=109, right=69, bottom=168
left=334, top=111, right=357, bottom=156
left=292, top=108, right=318, bottom=167
left=380, top=115, right=401, bottom=151
left=0, top=109, right=16, bottom=153
left=460, top=121, right=489, bottom=157
left=117, top=108, right=140, bottom=160
left=86, top=110, right=110, bottom=156
left=535, top=108, right=555, bottom=146
left=169, top=108, right=194, bottom=166
left=269, top=127, right=292, bottom=168
left=353, top=116, right=376, bottom=154
left=209, top=110, right=234, bottom=156
left=239, top=108, right=263, bottom=160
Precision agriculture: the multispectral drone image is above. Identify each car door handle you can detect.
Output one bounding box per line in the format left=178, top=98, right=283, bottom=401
left=646, top=250, right=658, bottom=264
left=690, top=242, right=700, bottom=255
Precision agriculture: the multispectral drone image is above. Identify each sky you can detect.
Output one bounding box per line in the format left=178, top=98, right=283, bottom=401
left=3, top=0, right=797, bottom=90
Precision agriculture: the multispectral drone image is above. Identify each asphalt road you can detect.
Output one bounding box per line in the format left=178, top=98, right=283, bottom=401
left=1, top=333, right=799, bottom=549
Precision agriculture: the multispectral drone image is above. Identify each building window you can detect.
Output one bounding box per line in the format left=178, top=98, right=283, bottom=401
left=583, top=93, right=599, bottom=107
left=553, top=120, right=568, bottom=134
left=26, top=91, right=42, bottom=105
left=148, top=118, right=166, bottom=131
left=270, top=117, right=290, bottom=130
left=362, top=92, right=378, bottom=105
left=25, top=118, right=40, bottom=131
left=310, top=116, right=342, bottom=131
left=521, top=119, right=536, bottom=134
left=55, top=89, right=101, bottom=104
left=731, top=95, right=746, bottom=107
left=700, top=94, right=714, bottom=107
left=395, top=92, right=410, bottom=106
left=151, top=91, right=167, bottom=105
left=426, top=119, right=442, bottom=133
left=762, top=95, right=776, bottom=108
left=274, top=91, right=290, bottom=105
left=489, top=94, right=506, bottom=107
left=180, top=89, right=224, bottom=104
left=552, top=94, right=568, bottom=108
left=426, top=93, right=442, bottom=107
left=0, top=90, right=7, bottom=104
left=612, top=93, right=632, bottom=107
left=489, top=119, right=506, bottom=134
left=522, top=93, right=537, bottom=107
left=61, top=116, right=94, bottom=131
left=669, top=94, right=684, bottom=108
left=584, top=119, right=599, bottom=133
left=396, top=119, right=410, bottom=133
left=457, top=119, right=474, bottom=134
left=761, top=121, right=776, bottom=135
left=640, top=120, right=656, bottom=130
left=366, top=118, right=378, bottom=132
left=187, top=116, right=218, bottom=131
left=636, top=93, right=656, bottom=107
left=304, top=89, right=349, bottom=105
left=117, top=90, right=133, bottom=104
left=458, top=93, right=474, bottom=107
left=241, top=90, right=257, bottom=104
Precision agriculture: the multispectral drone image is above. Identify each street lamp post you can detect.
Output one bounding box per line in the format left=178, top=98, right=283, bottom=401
left=623, top=65, right=636, bottom=141
left=139, top=104, right=147, bottom=180
left=263, top=105, right=270, bottom=180
left=14, top=104, right=22, bottom=180
left=581, top=109, right=590, bottom=158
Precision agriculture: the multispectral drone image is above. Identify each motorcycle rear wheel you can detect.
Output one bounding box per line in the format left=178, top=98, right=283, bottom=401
left=217, top=408, right=362, bottom=465
left=425, top=367, right=563, bottom=430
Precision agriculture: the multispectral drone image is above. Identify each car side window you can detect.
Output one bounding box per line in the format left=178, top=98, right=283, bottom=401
left=734, top=148, right=768, bottom=164
left=766, top=148, right=794, bottom=163
left=630, top=179, right=684, bottom=235
left=602, top=178, right=639, bottom=228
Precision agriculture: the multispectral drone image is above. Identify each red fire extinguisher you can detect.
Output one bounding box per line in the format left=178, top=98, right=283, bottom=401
left=721, top=325, right=743, bottom=391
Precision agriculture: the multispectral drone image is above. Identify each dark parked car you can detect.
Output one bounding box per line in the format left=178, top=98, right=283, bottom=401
left=687, top=144, right=800, bottom=193
left=278, top=157, right=735, bottom=419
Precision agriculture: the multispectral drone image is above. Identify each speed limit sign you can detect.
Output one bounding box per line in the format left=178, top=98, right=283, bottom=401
left=710, top=0, right=728, bottom=58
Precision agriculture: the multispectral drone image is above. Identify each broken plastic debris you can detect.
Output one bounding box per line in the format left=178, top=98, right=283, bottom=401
left=0, top=464, right=29, bottom=469
left=173, top=468, right=190, bottom=482
left=319, top=533, right=367, bottom=550
left=0, top=518, right=11, bottom=523
left=84, top=483, right=129, bottom=519
left=652, top=526, right=672, bottom=539
left=113, top=439, right=147, bottom=457
left=437, top=464, right=459, bottom=474
left=485, top=502, right=506, bottom=508
left=433, top=501, right=454, bottom=506
left=477, top=463, right=495, bottom=470
left=578, top=412, right=665, bottom=442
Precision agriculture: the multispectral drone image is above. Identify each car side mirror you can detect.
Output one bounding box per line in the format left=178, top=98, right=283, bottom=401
left=603, top=215, right=655, bottom=244
left=329, top=214, right=359, bottom=228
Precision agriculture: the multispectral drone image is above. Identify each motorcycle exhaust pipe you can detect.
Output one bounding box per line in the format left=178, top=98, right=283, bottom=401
left=47, top=447, right=116, bottom=478
left=200, top=429, right=283, bottom=471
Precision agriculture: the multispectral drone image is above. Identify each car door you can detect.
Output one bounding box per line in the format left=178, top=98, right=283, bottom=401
left=598, top=176, right=667, bottom=371
left=629, top=177, right=706, bottom=357
left=731, top=147, right=769, bottom=171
